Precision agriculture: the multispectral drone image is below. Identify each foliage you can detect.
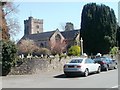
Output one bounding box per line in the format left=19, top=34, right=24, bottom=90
left=33, top=48, right=51, bottom=56
left=2, top=40, right=17, bottom=76
left=59, top=54, right=67, bottom=59
left=117, top=25, right=120, bottom=49
left=109, top=46, right=119, bottom=55
left=68, top=45, right=81, bottom=56
left=81, top=3, right=117, bottom=55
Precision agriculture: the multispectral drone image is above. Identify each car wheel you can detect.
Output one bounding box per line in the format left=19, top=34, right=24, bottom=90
left=84, top=69, right=89, bottom=77
left=114, top=64, right=117, bottom=69
left=97, top=67, right=101, bottom=73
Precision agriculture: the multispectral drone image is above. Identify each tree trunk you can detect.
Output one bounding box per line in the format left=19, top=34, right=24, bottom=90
left=0, top=2, right=10, bottom=40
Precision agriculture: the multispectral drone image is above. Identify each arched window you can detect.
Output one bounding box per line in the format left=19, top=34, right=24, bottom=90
left=55, top=34, right=61, bottom=41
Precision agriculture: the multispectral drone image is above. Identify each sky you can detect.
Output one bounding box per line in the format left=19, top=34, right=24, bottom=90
left=12, top=0, right=118, bottom=41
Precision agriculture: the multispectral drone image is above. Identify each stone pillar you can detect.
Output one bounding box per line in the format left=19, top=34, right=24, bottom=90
left=80, top=37, right=83, bottom=55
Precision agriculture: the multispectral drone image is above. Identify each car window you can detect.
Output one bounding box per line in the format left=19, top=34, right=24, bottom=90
left=105, top=58, right=110, bottom=62
left=90, top=59, right=95, bottom=63
left=70, top=59, right=83, bottom=63
left=94, top=57, right=105, bottom=61
left=85, top=59, right=92, bottom=63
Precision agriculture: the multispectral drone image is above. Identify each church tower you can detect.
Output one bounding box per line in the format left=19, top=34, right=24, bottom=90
left=24, top=17, right=43, bottom=35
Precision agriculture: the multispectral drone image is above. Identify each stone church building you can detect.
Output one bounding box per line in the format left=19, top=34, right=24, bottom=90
left=19, top=17, right=80, bottom=54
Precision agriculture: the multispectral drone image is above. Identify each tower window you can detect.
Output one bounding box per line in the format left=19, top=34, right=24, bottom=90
left=36, top=25, right=39, bottom=29
left=37, top=31, right=39, bottom=33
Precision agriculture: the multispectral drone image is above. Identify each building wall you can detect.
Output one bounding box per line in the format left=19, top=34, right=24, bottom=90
left=31, top=18, right=43, bottom=34
left=24, top=17, right=43, bottom=35
left=75, top=34, right=80, bottom=46
left=65, top=22, right=74, bottom=31
left=49, top=30, right=65, bottom=51
left=118, top=1, right=120, bottom=26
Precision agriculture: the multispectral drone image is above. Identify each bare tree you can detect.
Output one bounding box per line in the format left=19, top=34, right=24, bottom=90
left=49, top=39, right=67, bottom=55
left=18, top=39, right=39, bottom=55
left=0, top=1, right=20, bottom=40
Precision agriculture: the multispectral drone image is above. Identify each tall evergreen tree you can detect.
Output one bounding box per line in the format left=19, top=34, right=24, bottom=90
left=81, top=3, right=117, bottom=55
left=117, top=25, right=120, bottom=49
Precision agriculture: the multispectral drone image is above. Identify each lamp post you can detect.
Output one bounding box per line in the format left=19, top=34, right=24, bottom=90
left=80, top=37, right=83, bottom=55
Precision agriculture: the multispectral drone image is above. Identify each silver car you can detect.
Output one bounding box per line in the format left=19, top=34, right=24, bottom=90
left=64, top=57, right=101, bottom=77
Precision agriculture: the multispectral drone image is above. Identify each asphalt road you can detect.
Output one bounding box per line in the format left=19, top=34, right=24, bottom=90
left=2, top=68, right=118, bottom=88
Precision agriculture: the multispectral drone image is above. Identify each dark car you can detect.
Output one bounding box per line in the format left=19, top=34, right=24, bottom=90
left=93, top=57, right=117, bottom=71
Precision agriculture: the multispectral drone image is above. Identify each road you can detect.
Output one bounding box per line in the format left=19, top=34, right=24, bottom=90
left=2, top=68, right=118, bottom=88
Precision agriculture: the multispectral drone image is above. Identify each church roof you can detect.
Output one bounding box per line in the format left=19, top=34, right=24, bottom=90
left=21, top=31, right=55, bottom=41
left=61, top=29, right=80, bottom=40
left=20, top=29, right=80, bottom=42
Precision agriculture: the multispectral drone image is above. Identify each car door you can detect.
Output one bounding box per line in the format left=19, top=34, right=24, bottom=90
left=85, top=59, right=93, bottom=72
left=106, top=58, right=112, bottom=69
left=109, top=59, right=115, bottom=69
left=90, top=59, right=98, bottom=72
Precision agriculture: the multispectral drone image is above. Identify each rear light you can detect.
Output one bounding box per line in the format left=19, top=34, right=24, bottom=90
left=75, top=65, right=81, bottom=68
left=64, top=65, right=67, bottom=68
left=101, top=61, right=106, bottom=64
left=77, top=66, right=81, bottom=68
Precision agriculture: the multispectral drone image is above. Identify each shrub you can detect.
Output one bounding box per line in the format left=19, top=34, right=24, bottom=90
left=68, top=45, right=81, bottom=56
left=40, top=48, right=51, bottom=56
left=33, top=48, right=51, bottom=56
left=109, top=46, right=119, bottom=55
left=59, top=54, right=67, bottom=59
left=2, top=40, right=17, bottom=76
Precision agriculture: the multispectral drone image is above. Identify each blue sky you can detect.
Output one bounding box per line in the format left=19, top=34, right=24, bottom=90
left=13, top=1, right=118, bottom=41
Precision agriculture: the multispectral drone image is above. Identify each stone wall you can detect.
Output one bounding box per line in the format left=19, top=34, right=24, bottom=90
left=9, top=57, right=74, bottom=75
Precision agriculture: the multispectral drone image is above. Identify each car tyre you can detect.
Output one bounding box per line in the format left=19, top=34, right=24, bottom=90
left=105, top=66, right=108, bottom=71
left=114, top=64, right=117, bottom=69
left=84, top=69, right=89, bottom=77
left=97, top=67, right=101, bottom=73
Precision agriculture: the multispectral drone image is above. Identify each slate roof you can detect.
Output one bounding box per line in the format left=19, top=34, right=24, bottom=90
left=61, top=29, right=80, bottom=40
left=20, top=29, right=80, bottom=42
left=21, top=30, right=55, bottom=41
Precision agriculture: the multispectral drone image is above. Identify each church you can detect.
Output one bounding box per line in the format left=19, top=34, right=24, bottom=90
left=19, top=17, right=80, bottom=54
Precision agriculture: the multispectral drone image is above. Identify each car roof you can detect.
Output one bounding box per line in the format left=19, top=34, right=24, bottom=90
left=71, top=57, right=87, bottom=60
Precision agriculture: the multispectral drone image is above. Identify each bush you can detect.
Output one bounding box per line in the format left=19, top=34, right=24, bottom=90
left=109, top=46, right=119, bottom=55
left=33, top=48, right=51, bottom=56
left=41, top=48, right=51, bottom=56
left=68, top=45, right=81, bottom=56
left=59, top=54, right=67, bottom=59
left=2, top=40, right=17, bottom=76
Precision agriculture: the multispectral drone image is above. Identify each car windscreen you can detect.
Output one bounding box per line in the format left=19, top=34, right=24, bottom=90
left=93, top=58, right=105, bottom=61
left=70, top=59, right=83, bottom=63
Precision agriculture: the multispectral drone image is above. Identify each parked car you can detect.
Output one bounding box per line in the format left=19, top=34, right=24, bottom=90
left=112, top=59, right=118, bottom=68
left=63, top=57, right=101, bottom=77
left=93, top=57, right=117, bottom=71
